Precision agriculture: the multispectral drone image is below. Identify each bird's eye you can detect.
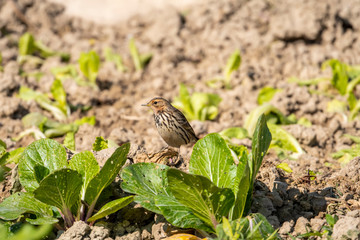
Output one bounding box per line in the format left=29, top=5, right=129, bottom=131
left=153, top=101, right=158, bottom=105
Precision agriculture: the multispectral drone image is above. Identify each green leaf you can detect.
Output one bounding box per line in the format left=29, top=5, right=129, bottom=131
left=257, top=87, right=281, bottom=105
left=215, top=213, right=280, bottom=240
left=34, top=169, right=82, bottom=213
left=190, top=133, right=237, bottom=189
left=18, top=139, right=68, bottom=192
left=343, top=134, right=360, bottom=144
left=50, top=79, right=69, bottom=116
left=0, top=192, right=57, bottom=224
left=0, top=223, right=52, bottom=240
left=92, top=137, right=109, bottom=151
left=121, top=163, right=169, bottom=214
left=104, top=47, right=126, bottom=72
left=79, top=50, right=100, bottom=84
left=168, top=168, right=235, bottom=232
left=297, top=117, right=312, bottom=127
left=224, top=50, right=241, bottom=88
left=51, top=65, right=78, bottom=81
left=268, top=123, right=303, bottom=157
left=191, top=93, right=222, bottom=121
left=326, top=99, right=347, bottom=114
left=251, top=114, right=272, bottom=180
left=219, top=127, right=249, bottom=141
left=155, top=195, right=213, bottom=233
left=69, top=151, right=100, bottom=200
left=21, top=112, right=47, bottom=129
left=18, top=33, right=36, bottom=56
left=87, top=196, right=134, bottom=222
left=276, top=162, right=293, bottom=173
left=244, top=103, right=293, bottom=136
left=2, top=147, right=25, bottom=164
left=63, top=132, right=75, bottom=151
left=322, top=59, right=348, bottom=95
left=128, top=38, right=151, bottom=71
left=229, top=153, right=250, bottom=220
left=85, top=143, right=130, bottom=211
left=74, top=116, right=96, bottom=126
left=121, top=163, right=211, bottom=231
left=172, top=83, right=195, bottom=120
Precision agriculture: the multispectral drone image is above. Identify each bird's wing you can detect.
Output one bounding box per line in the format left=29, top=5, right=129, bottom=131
left=173, top=108, right=199, bottom=141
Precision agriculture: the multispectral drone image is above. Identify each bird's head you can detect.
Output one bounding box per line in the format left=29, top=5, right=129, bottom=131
left=142, top=97, right=170, bottom=113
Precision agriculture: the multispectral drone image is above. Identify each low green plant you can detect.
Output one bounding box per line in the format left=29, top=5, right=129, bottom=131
left=14, top=112, right=95, bottom=148
left=78, top=50, right=100, bottom=89
left=18, top=80, right=70, bottom=122
left=0, top=139, right=133, bottom=228
left=129, top=38, right=152, bottom=71
left=104, top=47, right=127, bottom=72
left=207, top=50, right=241, bottom=89
left=0, top=140, right=25, bottom=182
left=257, top=87, right=282, bottom=105
left=0, top=223, right=52, bottom=240
left=121, top=115, right=278, bottom=238
left=92, top=136, right=119, bottom=151
left=332, top=134, right=360, bottom=165
left=172, top=83, right=222, bottom=121
left=18, top=32, right=69, bottom=63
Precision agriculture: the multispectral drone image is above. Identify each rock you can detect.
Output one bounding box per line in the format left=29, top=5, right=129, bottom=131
left=253, top=196, right=275, bottom=217
left=267, top=215, right=280, bottom=229
left=278, top=220, right=294, bottom=235
left=294, top=217, right=310, bottom=235
left=115, top=229, right=141, bottom=240
left=58, top=221, right=91, bottom=240
left=89, top=225, right=110, bottom=240
left=333, top=216, right=360, bottom=240
left=310, top=218, right=326, bottom=232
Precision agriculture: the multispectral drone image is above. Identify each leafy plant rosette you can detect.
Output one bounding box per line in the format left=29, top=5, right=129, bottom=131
left=121, top=115, right=279, bottom=238
left=0, top=139, right=133, bottom=228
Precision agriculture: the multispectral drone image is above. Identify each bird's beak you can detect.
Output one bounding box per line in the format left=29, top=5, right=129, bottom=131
left=141, top=103, right=149, bottom=107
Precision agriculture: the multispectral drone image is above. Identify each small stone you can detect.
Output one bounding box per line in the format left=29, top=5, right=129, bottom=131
left=272, top=181, right=288, bottom=196
left=343, top=193, right=354, bottom=201
left=333, top=216, right=360, bottom=240
left=294, top=217, right=310, bottom=235
left=310, top=218, right=326, bottom=232
left=278, top=220, right=294, bottom=235
left=271, top=191, right=284, bottom=207
left=311, top=197, right=327, bottom=212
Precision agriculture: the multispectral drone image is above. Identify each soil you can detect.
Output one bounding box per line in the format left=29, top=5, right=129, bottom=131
left=0, top=0, right=360, bottom=239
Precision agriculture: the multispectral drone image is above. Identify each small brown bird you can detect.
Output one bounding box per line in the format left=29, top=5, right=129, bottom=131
left=142, top=97, right=199, bottom=148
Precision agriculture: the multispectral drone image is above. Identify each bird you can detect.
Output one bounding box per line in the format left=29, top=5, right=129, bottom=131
left=142, top=97, right=199, bottom=148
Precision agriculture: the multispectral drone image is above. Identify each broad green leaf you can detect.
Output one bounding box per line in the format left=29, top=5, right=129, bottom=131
left=63, top=131, right=75, bottom=151
left=276, top=162, right=293, bottom=173
left=87, top=196, right=134, bottom=222
left=155, top=195, right=213, bottom=233
left=0, top=192, right=57, bottom=224
left=79, top=50, right=100, bottom=84
left=257, top=87, right=281, bottom=105
left=0, top=140, right=6, bottom=164
left=215, top=214, right=280, bottom=240
left=18, top=139, right=68, bottom=192
left=92, top=136, right=108, bottom=151
left=219, top=127, right=249, bottom=140
left=120, top=163, right=211, bottom=231
left=322, top=59, right=348, bottom=95
left=22, top=112, right=47, bottom=129
left=18, top=33, right=36, bottom=56
left=121, top=162, right=169, bottom=214
left=168, top=168, right=235, bottom=232
left=69, top=151, right=100, bottom=200
left=224, top=50, right=241, bottom=88
left=34, top=169, right=82, bottom=214
left=85, top=143, right=130, bottom=208
left=268, top=123, right=303, bottom=157
left=17, top=86, right=42, bottom=101
left=190, top=133, right=237, bottom=189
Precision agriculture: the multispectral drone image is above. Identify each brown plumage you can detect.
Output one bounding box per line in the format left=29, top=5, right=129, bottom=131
left=142, top=97, right=199, bottom=148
